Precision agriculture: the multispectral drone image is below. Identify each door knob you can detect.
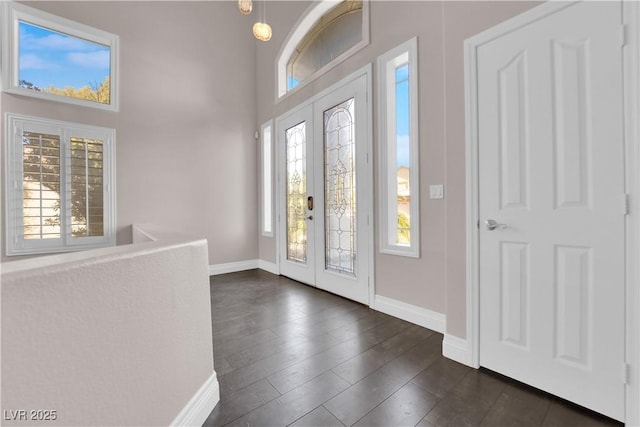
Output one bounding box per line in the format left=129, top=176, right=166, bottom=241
left=485, top=219, right=506, bottom=231
left=306, top=215, right=314, bottom=220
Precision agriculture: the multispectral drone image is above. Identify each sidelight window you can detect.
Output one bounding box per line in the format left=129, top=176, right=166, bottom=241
left=377, top=37, right=420, bottom=257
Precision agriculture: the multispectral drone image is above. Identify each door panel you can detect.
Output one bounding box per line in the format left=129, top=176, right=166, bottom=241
left=314, top=75, right=369, bottom=304
left=279, top=105, right=314, bottom=285
left=285, top=121, right=309, bottom=264
left=478, top=1, right=624, bottom=420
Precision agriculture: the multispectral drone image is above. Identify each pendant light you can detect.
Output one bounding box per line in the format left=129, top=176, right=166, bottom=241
left=253, top=1, right=272, bottom=42
left=238, top=0, right=252, bottom=15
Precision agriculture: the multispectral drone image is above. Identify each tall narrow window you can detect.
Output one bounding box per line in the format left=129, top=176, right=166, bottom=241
left=261, top=121, right=273, bottom=237
left=377, top=37, right=420, bottom=257
left=6, top=113, right=116, bottom=255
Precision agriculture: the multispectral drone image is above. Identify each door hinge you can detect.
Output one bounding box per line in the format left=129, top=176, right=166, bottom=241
left=620, top=24, right=627, bottom=47
left=622, top=362, right=630, bottom=385
left=623, top=193, right=630, bottom=215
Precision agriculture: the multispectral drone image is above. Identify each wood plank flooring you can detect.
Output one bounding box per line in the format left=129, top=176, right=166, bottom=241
left=203, top=270, right=621, bottom=427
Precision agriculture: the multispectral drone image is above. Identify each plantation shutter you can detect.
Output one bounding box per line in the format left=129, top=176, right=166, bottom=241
left=69, top=138, right=105, bottom=238
left=6, top=114, right=115, bottom=256
left=22, top=132, right=62, bottom=240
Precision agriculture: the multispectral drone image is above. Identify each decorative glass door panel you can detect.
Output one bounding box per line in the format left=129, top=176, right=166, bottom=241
left=286, top=121, right=307, bottom=263
left=324, top=98, right=356, bottom=276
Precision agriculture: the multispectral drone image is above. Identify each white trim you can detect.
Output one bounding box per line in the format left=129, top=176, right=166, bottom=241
left=373, top=295, right=445, bottom=334
left=464, top=1, right=639, bottom=423
left=275, top=0, right=370, bottom=101
left=442, top=335, right=471, bottom=367
left=1, top=1, right=119, bottom=111
left=257, top=259, right=279, bottom=275
left=377, top=37, right=420, bottom=258
left=208, top=259, right=281, bottom=276
left=365, top=64, right=376, bottom=309
left=170, top=371, right=219, bottom=427
left=623, top=1, right=640, bottom=425
left=208, top=260, right=258, bottom=276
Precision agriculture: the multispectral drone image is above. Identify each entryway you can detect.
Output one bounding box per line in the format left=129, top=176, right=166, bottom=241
left=276, top=71, right=371, bottom=305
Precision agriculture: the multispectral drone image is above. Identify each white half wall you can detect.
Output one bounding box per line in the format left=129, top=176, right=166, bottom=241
left=1, top=226, right=217, bottom=426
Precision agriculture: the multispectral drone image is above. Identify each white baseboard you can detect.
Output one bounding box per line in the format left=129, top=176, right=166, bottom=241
left=373, top=295, right=446, bottom=334
left=171, top=371, right=220, bottom=427
left=209, top=259, right=258, bottom=276
left=443, top=334, right=473, bottom=367
left=258, top=259, right=279, bottom=275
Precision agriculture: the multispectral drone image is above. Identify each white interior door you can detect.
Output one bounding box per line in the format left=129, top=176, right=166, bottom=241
left=278, top=74, right=370, bottom=305
left=477, top=1, right=625, bottom=420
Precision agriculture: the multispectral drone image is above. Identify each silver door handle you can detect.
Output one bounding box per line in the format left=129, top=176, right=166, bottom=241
left=306, top=215, right=313, bottom=220
left=485, top=219, right=506, bottom=231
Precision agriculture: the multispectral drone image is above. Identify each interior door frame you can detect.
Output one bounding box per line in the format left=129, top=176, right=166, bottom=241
left=274, top=64, right=376, bottom=307
left=463, top=1, right=640, bottom=424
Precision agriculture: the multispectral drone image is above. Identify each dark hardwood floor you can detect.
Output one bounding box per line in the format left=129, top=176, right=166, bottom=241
left=203, top=270, right=621, bottom=427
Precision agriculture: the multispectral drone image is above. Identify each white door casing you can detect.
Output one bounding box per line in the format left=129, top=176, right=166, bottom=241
left=276, top=69, right=372, bottom=305
left=465, top=0, right=635, bottom=423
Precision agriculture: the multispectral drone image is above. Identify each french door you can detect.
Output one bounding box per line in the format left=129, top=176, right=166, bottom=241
left=277, top=74, right=370, bottom=305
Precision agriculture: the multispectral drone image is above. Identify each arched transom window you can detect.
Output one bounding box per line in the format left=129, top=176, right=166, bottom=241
left=277, top=0, right=369, bottom=98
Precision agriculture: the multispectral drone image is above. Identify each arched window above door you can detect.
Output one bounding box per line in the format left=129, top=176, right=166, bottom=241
left=277, top=0, right=369, bottom=99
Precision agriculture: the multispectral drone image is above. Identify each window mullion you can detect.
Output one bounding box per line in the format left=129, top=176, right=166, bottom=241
left=38, top=133, right=44, bottom=239
left=83, top=139, right=89, bottom=236
left=61, top=130, right=69, bottom=247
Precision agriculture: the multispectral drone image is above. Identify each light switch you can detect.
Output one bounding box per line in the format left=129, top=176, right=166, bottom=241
left=430, top=184, right=444, bottom=199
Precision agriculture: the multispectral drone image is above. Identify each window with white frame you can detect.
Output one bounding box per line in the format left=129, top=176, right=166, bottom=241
left=377, top=37, right=420, bottom=257
left=277, top=0, right=369, bottom=98
left=5, top=113, right=116, bottom=256
left=261, top=121, right=273, bottom=237
left=1, top=1, right=119, bottom=111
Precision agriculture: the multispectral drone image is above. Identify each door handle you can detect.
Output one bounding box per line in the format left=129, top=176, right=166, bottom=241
left=485, top=219, right=507, bottom=231
left=306, top=215, right=314, bottom=220
left=307, top=196, right=314, bottom=211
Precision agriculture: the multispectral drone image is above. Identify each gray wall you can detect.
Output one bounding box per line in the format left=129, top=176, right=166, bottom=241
left=1, top=1, right=258, bottom=265
left=0, top=1, right=544, bottom=340
left=256, top=1, right=540, bottom=339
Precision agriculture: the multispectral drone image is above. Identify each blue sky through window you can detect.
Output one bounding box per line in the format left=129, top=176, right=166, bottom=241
left=19, top=21, right=110, bottom=90
left=395, top=63, right=410, bottom=168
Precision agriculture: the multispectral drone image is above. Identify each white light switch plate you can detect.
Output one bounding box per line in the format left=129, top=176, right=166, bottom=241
left=430, top=184, right=444, bottom=199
